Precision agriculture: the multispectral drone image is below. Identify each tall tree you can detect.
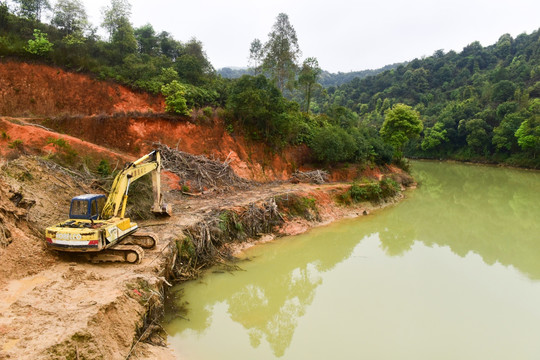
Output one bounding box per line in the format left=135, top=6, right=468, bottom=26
left=298, top=57, right=321, bottom=113
left=110, top=16, right=137, bottom=59
left=515, top=99, right=540, bottom=158
left=175, top=38, right=213, bottom=85
left=380, top=104, right=423, bottom=157
left=134, top=23, right=158, bottom=55
left=51, top=0, right=88, bottom=34
left=227, top=75, right=286, bottom=140
left=101, top=0, right=131, bottom=40
left=13, top=0, right=50, bottom=21
left=262, top=13, right=301, bottom=93
left=157, top=31, right=181, bottom=60
left=248, top=38, right=263, bottom=75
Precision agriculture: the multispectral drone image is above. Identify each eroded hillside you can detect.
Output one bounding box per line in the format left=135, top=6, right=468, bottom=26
left=0, top=61, right=164, bottom=117
left=0, top=61, right=411, bottom=360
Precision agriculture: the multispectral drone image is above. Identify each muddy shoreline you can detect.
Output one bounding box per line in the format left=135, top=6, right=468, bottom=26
left=131, top=184, right=410, bottom=359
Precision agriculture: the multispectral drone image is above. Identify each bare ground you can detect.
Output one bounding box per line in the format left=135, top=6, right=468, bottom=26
left=0, top=153, right=395, bottom=360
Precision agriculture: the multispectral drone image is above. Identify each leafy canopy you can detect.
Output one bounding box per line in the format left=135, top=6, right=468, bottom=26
left=161, top=80, right=189, bottom=115
left=259, top=13, right=301, bottom=92
left=25, top=29, right=53, bottom=56
left=380, top=104, right=423, bottom=157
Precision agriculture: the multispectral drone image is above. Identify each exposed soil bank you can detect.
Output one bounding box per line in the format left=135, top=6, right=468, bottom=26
left=0, top=61, right=164, bottom=117
left=34, top=114, right=312, bottom=182
left=0, top=155, right=411, bottom=360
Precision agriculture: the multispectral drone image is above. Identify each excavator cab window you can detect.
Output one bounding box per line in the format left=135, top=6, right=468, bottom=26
left=69, top=194, right=107, bottom=220
left=91, top=200, right=98, bottom=217
left=96, top=197, right=105, bottom=216
left=70, top=200, right=88, bottom=217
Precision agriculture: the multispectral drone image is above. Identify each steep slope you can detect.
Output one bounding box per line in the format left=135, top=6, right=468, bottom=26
left=0, top=60, right=312, bottom=181
left=36, top=114, right=311, bottom=181
left=0, top=61, right=164, bottom=117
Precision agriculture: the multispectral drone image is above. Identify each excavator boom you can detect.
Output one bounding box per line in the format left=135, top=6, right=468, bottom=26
left=101, top=150, right=171, bottom=219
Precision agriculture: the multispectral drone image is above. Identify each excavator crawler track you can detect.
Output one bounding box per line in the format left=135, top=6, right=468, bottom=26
left=121, top=231, right=158, bottom=249
left=84, top=244, right=144, bottom=264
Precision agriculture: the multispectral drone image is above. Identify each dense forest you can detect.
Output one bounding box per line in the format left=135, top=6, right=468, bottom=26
left=1, top=0, right=538, bottom=168
left=218, top=64, right=403, bottom=88
left=319, top=31, right=540, bottom=167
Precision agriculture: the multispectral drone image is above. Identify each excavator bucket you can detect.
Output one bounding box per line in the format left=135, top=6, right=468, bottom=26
left=151, top=203, right=172, bottom=217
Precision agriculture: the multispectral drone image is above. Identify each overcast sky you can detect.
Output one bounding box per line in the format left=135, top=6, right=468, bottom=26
left=69, top=0, right=540, bottom=72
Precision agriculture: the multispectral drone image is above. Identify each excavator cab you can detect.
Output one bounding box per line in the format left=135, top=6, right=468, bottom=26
left=69, top=194, right=107, bottom=220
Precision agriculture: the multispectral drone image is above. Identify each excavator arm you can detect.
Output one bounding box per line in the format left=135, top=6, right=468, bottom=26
left=100, top=150, right=171, bottom=219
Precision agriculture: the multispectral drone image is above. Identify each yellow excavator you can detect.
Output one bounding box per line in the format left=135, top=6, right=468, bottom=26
left=45, top=150, right=172, bottom=264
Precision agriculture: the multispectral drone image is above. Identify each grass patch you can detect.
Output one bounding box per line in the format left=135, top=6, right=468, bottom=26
left=275, top=194, right=319, bottom=221
left=338, top=177, right=400, bottom=205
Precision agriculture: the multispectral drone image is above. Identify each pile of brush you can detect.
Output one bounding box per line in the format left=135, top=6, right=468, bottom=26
left=158, top=144, right=251, bottom=192
left=290, top=169, right=329, bottom=184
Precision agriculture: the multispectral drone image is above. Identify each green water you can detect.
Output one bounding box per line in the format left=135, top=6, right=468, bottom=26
left=164, top=161, right=540, bottom=359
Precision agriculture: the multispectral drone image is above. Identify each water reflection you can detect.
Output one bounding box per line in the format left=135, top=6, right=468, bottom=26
left=388, top=162, right=540, bottom=276
left=167, top=220, right=367, bottom=357
left=165, top=161, right=540, bottom=359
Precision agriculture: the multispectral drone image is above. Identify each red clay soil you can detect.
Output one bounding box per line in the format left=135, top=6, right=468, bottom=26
left=0, top=117, right=132, bottom=166
left=0, top=61, right=164, bottom=117
left=36, top=115, right=313, bottom=181
left=0, top=61, right=392, bottom=184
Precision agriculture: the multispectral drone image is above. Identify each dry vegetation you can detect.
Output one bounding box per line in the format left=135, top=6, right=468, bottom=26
left=158, top=143, right=252, bottom=192
left=290, top=169, right=329, bottom=184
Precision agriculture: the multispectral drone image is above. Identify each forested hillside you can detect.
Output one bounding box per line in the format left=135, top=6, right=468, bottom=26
left=320, top=31, right=540, bottom=167
left=0, top=3, right=396, bottom=169
left=218, top=63, right=403, bottom=88
left=1, top=0, right=538, bottom=168
left=317, top=63, right=404, bottom=88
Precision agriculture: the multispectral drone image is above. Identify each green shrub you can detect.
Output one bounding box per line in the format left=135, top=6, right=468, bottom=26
left=275, top=194, right=318, bottom=220
left=47, top=137, right=78, bottom=164
left=363, top=182, right=383, bottom=201
left=310, top=125, right=356, bottom=163
left=178, top=236, right=196, bottom=259
left=203, top=106, right=213, bottom=118
left=8, top=139, right=23, bottom=150
left=379, top=177, right=400, bottom=198
left=25, top=29, right=53, bottom=56
left=161, top=80, right=189, bottom=115
left=97, top=159, right=111, bottom=177
left=341, top=177, right=400, bottom=205
left=217, top=210, right=244, bottom=241
left=349, top=182, right=368, bottom=202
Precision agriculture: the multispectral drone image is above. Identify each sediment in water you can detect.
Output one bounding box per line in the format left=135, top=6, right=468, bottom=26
left=128, top=178, right=412, bottom=359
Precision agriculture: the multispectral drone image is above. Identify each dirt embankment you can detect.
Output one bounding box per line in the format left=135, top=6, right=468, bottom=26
left=0, top=154, right=182, bottom=360
left=0, top=61, right=414, bottom=360
left=36, top=115, right=312, bottom=181
left=0, top=61, right=164, bottom=117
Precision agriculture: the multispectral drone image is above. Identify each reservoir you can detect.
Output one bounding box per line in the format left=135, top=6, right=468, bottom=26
left=164, top=161, right=540, bottom=359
